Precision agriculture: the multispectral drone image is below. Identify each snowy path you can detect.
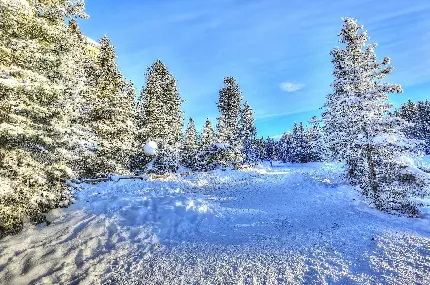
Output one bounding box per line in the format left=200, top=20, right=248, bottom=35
left=1, top=163, right=429, bottom=284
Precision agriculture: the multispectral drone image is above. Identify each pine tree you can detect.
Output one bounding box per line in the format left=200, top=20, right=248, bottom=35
left=322, top=18, right=427, bottom=215
left=291, top=122, right=307, bottom=163
left=255, top=136, right=266, bottom=162
left=278, top=132, right=293, bottom=163
left=216, top=76, right=244, bottom=166
left=61, top=21, right=98, bottom=178
left=83, top=35, right=136, bottom=177
left=396, top=100, right=430, bottom=155
left=201, top=118, right=215, bottom=147
left=196, top=118, right=217, bottom=170
left=0, top=0, right=88, bottom=236
left=307, top=116, right=323, bottom=162
left=265, top=137, right=275, bottom=161
left=181, top=118, right=199, bottom=169
left=416, top=100, right=430, bottom=154
left=136, top=60, right=184, bottom=173
left=239, top=101, right=258, bottom=163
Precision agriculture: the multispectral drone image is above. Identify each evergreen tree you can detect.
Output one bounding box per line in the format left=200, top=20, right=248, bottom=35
left=152, top=142, right=180, bottom=174
left=181, top=118, right=199, bottom=169
left=395, top=100, right=430, bottom=155
left=239, top=101, right=258, bottom=163
left=0, top=0, right=88, bottom=236
left=416, top=100, right=430, bottom=154
left=255, top=137, right=266, bottom=162
left=201, top=118, right=215, bottom=147
left=136, top=60, right=184, bottom=173
left=62, top=21, right=98, bottom=177
left=291, top=122, right=307, bottom=163
left=216, top=76, right=244, bottom=165
left=322, top=18, right=427, bottom=215
left=196, top=118, right=217, bottom=171
left=278, top=132, right=293, bottom=163
left=83, top=35, right=136, bottom=177
left=265, top=137, right=275, bottom=161
left=307, top=116, right=323, bottom=162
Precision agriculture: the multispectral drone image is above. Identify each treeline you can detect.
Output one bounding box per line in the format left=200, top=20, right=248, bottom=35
left=394, top=99, right=430, bottom=154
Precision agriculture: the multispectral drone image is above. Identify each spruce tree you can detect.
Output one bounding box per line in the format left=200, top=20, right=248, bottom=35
left=265, top=137, right=275, bottom=161
left=136, top=60, right=184, bottom=173
left=396, top=100, right=430, bottom=155
left=62, top=21, right=97, bottom=177
left=196, top=118, right=216, bottom=170
left=83, top=35, right=136, bottom=177
left=0, top=0, right=88, bottom=236
left=322, top=18, right=428, bottom=215
left=290, top=122, right=305, bottom=163
left=307, top=116, right=323, bottom=162
left=416, top=100, right=430, bottom=154
left=201, top=118, right=215, bottom=147
left=255, top=137, right=266, bottom=162
left=278, top=132, right=293, bottom=163
left=239, top=101, right=258, bottom=163
left=216, top=76, right=244, bottom=166
left=181, top=118, right=199, bottom=169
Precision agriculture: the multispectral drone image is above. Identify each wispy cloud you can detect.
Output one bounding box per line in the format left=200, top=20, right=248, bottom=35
left=280, top=82, right=305, bottom=92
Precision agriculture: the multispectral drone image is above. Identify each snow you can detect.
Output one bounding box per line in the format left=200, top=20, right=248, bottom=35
left=0, top=162, right=429, bottom=284
left=213, top=142, right=231, bottom=150
left=143, top=141, right=157, bottom=156
left=86, top=37, right=100, bottom=47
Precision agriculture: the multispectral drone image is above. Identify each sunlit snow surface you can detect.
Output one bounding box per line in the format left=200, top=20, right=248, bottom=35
left=1, top=162, right=429, bottom=284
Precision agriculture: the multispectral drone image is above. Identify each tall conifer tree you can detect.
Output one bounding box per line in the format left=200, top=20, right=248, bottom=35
left=182, top=118, right=199, bottom=169
left=0, top=0, right=88, bottom=236
left=83, top=36, right=136, bottom=177
left=216, top=76, right=243, bottom=165
left=239, top=101, right=258, bottom=163
left=136, top=60, right=184, bottom=173
left=322, top=18, right=428, bottom=214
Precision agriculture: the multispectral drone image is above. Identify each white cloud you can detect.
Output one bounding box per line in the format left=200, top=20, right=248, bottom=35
left=270, top=134, right=283, bottom=140
left=280, top=82, right=305, bottom=92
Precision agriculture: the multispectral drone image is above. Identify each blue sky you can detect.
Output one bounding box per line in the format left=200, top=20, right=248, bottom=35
left=79, top=0, right=430, bottom=138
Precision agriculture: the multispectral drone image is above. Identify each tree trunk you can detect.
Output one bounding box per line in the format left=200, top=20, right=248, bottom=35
left=366, top=145, right=380, bottom=209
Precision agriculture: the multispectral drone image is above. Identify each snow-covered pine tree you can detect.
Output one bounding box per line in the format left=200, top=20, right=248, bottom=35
left=278, top=132, right=293, bottom=163
left=290, top=123, right=301, bottom=162
left=196, top=118, right=217, bottom=170
left=135, top=60, right=184, bottom=173
left=255, top=136, right=266, bottom=162
left=181, top=118, right=200, bottom=170
left=216, top=76, right=244, bottom=166
left=201, top=118, right=215, bottom=147
left=0, top=0, right=88, bottom=236
left=397, top=100, right=417, bottom=123
left=416, top=100, right=430, bottom=154
left=61, top=20, right=101, bottom=178
left=393, top=100, right=423, bottom=154
left=307, top=116, right=323, bottom=162
left=83, top=35, right=136, bottom=177
left=239, top=101, right=258, bottom=163
left=396, top=100, right=430, bottom=155
left=265, top=137, right=275, bottom=161
left=322, top=18, right=428, bottom=215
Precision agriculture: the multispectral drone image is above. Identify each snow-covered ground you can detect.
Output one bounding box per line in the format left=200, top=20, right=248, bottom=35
left=1, top=162, right=429, bottom=284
